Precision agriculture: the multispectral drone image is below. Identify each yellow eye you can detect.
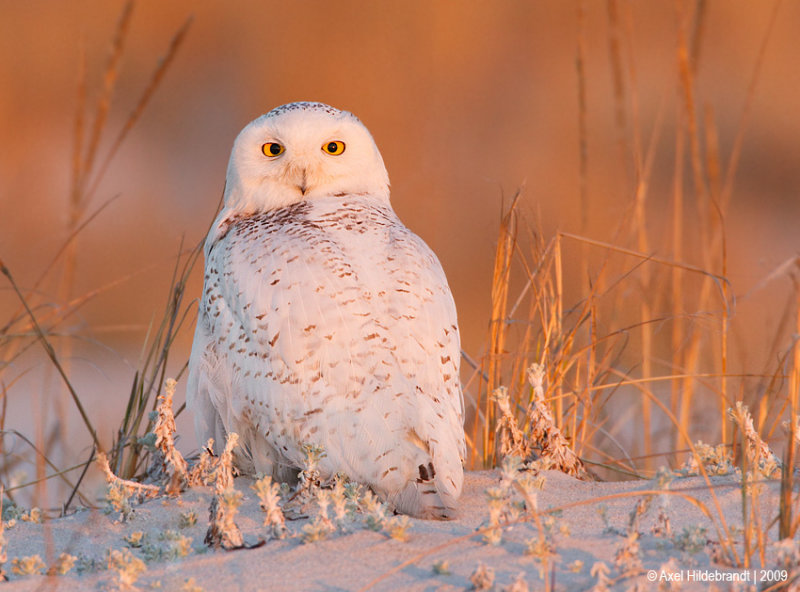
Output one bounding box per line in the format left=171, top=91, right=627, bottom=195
left=322, top=141, right=345, bottom=156
left=262, top=142, right=285, bottom=157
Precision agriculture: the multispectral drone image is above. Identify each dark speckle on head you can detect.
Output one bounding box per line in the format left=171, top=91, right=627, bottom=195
left=265, top=101, right=359, bottom=122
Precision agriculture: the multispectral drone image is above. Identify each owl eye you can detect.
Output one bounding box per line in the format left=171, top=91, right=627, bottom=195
left=262, top=142, right=285, bottom=157
left=322, top=141, right=345, bottom=156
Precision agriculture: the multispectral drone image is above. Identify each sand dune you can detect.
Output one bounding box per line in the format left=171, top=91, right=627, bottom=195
left=1, top=468, right=793, bottom=591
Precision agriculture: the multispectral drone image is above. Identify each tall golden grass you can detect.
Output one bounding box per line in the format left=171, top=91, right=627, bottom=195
left=465, top=0, right=798, bottom=488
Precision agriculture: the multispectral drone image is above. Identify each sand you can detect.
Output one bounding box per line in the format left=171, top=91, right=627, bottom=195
left=1, top=469, right=793, bottom=591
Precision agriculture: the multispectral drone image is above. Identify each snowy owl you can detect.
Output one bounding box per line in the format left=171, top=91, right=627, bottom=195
left=187, top=102, right=465, bottom=519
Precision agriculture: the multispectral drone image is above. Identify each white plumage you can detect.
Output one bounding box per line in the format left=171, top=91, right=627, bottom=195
left=187, top=102, right=465, bottom=518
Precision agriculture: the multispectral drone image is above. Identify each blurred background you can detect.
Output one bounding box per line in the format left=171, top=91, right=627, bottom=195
left=1, top=1, right=798, bottom=505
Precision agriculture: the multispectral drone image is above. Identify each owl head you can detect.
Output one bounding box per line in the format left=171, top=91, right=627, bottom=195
left=222, top=102, right=390, bottom=213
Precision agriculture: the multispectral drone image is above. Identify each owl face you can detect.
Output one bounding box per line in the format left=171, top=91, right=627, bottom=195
left=222, top=102, right=390, bottom=213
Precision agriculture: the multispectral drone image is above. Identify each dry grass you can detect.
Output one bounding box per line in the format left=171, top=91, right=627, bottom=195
left=450, top=0, right=800, bottom=576
left=0, top=1, right=195, bottom=512
left=463, top=0, right=798, bottom=494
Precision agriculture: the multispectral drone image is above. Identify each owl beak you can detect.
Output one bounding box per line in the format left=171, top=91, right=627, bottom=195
left=297, top=168, right=308, bottom=195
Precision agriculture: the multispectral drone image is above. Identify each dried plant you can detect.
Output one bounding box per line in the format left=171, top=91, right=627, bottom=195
left=211, top=432, right=239, bottom=493
left=10, top=555, right=46, bottom=576
left=678, top=441, right=736, bottom=476
left=596, top=505, right=620, bottom=537
left=728, top=401, right=781, bottom=478
left=362, top=489, right=389, bottom=532
left=182, top=578, right=205, bottom=592
left=483, top=455, right=545, bottom=546
left=492, top=364, right=587, bottom=480
left=74, top=554, right=105, bottom=575
left=19, top=508, right=42, bottom=523
left=98, top=451, right=161, bottom=497
left=124, top=531, right=145, bottom=548
left=672, top=525, right=707, bottom=557
left=626, top=497, right=651, bottom=535
left=178, top=510, right=198, bottom=529
left=141, top=529, right=193, bottom=562
left=107, top=547, right=147, bottom=588
left=589, top=561, right=612, bottom=592
left=48, top=553, right=78, bottom=576
left=187, top=438, right=216, bottom=487
left=204, top=432, right=245, bottom=549
left=301, top=489, right=335, bottom=543
left=524, top=364, right=586, bottom=478
left=493, top=386, right=527, bottom=458
left=497, top=454, right=521, bottom=492
left=773, top=538, right=800, bottom=585
left=328, top=474, right=358, bottom=529
left=706, top=540, right=736, bottom=569
left=651, top=506, right=672, bottom=539
left=612, top=530, right=642, bottom=576
left=298, top=520, right=330, bottom=544
left=567, top=560, right=584, bottom=573
left=205, top=488, right=244, bottom=550
left=524, top=535, right=557, bottom=578
left=251, top=475, right=287, bottom=539
left=297, top=443, right=326, bottom=502
left=152, top=378, right=189, bottom=495
left=783, top=416, right=800, bottom=448
left=97, top=451, right=159, bottom=521
left=383, top=515, right=412, bottom=542
left=505, top=573, right=530, bottom=592
left=655, top=558, right=682, bottom=591
left=469, top=562, right=495, bottom=591
left=484, top=486, right=509, bottom=546
left=513, top=471, right=544, bottom=513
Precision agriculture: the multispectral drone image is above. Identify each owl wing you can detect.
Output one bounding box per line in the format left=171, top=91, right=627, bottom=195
left=368, top=215, right=466, bottom=517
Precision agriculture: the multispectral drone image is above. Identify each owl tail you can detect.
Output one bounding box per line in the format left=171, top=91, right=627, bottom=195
left=388, top=465, right=459, bottom=520
left=386, top=431, right=464, bottom=520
